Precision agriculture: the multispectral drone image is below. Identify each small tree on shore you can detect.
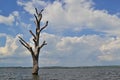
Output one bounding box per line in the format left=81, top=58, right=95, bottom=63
left=19, top=8, right=48, bottom=75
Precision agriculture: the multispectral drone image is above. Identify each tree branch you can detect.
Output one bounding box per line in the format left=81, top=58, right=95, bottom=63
left=34, top=14, right=38, bottom=22
left=29, top=30, right=36, bottom=39
left=38, top=14, right=42, bottom=22
left=40, top=9, right=44, bottom=14
left=19, top=40, right=29, bottom=50
left=34, top=14, right=39, bottom=27
left=19, top=37, right=34, bottom=54
left=39, top=41, right=47, bottom=49
left=35, top=8, right=43, bottom=16
left=38, top=9, right=44, bottom=22
left=29, top=47, right=35, bottom=57
left=35, top=8, right=38, bottom=15
left=18, top=36, right=29, bottom=47
left=40, top=21, right=48, bottom=32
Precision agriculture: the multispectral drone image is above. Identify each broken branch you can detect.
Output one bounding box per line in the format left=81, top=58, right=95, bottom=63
left=39, top=41, right=47, bottom=49
left=40, top=21, right=48, bottom=32
left=35, top=8, right=38, bottom=15
left=40, top=9, right=44, bottom=14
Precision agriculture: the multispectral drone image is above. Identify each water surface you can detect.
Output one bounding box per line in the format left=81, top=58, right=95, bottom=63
left=0, top=67, right=120, bottom=80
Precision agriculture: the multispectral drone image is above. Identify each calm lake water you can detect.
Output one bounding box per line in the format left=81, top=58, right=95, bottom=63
left=0, top=67, right=120, bottom=80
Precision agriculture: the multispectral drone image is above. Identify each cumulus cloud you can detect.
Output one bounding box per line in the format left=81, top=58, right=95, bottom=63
left=0, top=14, right=14, bottom=25
left=0, top=33, right=32, bottom=66
left=1, top=32, right=120, bottom=66
left=0, top=33, right=59, bottom=66
left=0, top=11, right=19, bottom=26
left=40, top=33, right=120, bottom=66
left=0, top=34, right=18, bottom=56
left=17, top=0, right=120, bottom=36
left=99, top=38, right=120, bottom=61
left=43, top=0, right=120, bottom=36
left=17, top=0, right=47, bottom=14
left=0, top=33, right=29, bottom=57
left=40, top=33, right=112, bottom=66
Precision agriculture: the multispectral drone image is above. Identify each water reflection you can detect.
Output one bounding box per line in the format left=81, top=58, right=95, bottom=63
left=32, top=75, right=40, bottom=80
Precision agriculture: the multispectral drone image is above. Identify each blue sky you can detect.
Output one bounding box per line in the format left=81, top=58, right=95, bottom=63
left=0, top=0, right=120, bottom=67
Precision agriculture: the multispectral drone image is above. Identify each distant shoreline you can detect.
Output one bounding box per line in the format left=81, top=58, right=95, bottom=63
left=0, top=66, right=120, bottom=69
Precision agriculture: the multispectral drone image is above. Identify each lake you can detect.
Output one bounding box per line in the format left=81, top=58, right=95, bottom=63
left=0, top=67, right=120, bottom=80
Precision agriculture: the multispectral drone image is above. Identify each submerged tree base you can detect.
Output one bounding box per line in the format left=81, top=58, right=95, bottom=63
left=32, top=73, right=38, bottom=75
left=32, top=65, right=39, bottom=75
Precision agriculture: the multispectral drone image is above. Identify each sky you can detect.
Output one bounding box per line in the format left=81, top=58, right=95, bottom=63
left=0, top=0, right=120, bottom=67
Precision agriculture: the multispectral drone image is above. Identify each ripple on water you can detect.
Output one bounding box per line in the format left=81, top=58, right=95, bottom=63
left=0, top=67, right=120, bottom=80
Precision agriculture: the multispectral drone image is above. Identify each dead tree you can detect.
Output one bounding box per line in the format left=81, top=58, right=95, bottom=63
left=19, top=8, right=48, bottom=75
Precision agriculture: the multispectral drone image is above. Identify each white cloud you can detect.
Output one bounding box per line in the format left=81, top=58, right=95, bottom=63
left=0, top=33, right=32, bottom=66
left=17, top=0, right=120, bottom=36
left=17, top=0, right=47, bottom=14
left=12, top=11, right=19, bottom=17
left=1, top=32, right=120, bottom=66
left=0, top=33, right=58, bottom=66
left=40, top=33, right=120, bottom=66
left=0, top=34, right=18, bottom=56
left=0, top=33, right=30, bottom=57
left=99, top=38, right=120, bottom=61
left=42, top=0, right=120, bottom=36
left=0, top=14, right=15, bottom=25
left=39, top=33, right=109, bottom=66
left=40, top=58, right=59, bottom=66
left=0, top=11, right=19, bottom=26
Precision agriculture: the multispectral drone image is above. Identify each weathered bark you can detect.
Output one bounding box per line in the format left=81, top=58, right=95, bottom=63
left=32, top=57, right=39, bottom=75
left=19, top=8, right=48, bottom=75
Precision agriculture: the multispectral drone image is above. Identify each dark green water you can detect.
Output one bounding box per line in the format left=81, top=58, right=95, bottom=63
left=0, top=67, right=120, bottom=80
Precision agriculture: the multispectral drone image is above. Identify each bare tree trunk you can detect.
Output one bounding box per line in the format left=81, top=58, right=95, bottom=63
left=19, top=8, right=48, bottom=75
left=32, top=51, right=39, bottom=75
left=32, top=57, right=39, bottom=75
